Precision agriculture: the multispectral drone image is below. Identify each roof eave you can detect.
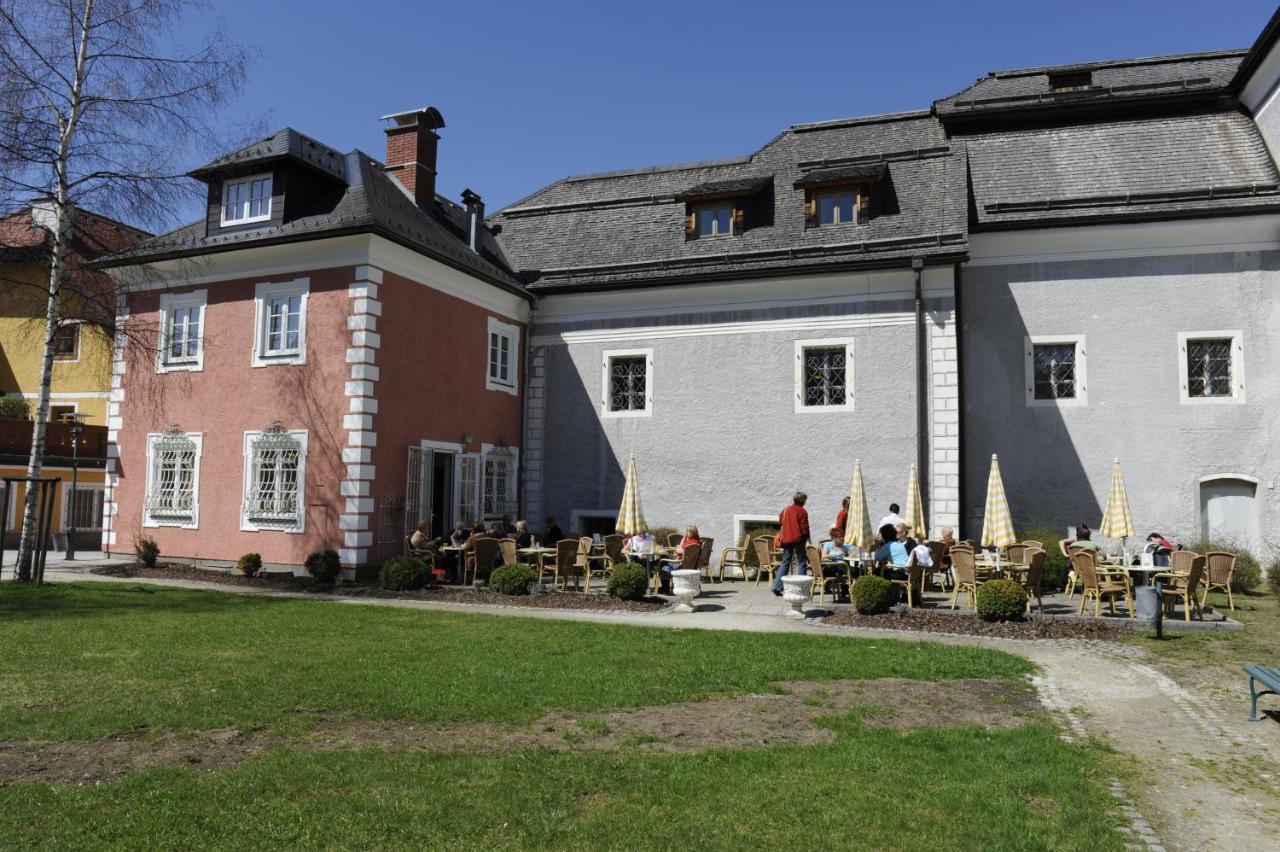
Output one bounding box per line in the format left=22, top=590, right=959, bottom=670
left=971, top=202, right=1280, bottom=232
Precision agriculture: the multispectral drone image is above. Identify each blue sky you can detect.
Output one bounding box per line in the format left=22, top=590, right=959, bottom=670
left=210, top=0, right=1275, bottom=212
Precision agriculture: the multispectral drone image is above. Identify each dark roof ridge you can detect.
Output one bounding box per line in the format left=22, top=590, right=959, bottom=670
left=563, top=154, right=754, bottom=184
left=986, top=47, right=1246, bottom=80
left=789, top=108, right=933, bottom=132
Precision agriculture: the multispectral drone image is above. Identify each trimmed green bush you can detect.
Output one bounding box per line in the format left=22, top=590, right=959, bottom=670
left=491, top=563, right=537, bottom=596
left=1020, top=526, right=1069, bottom=590
left=1185, top=539, right=1260, bottom=594
left=976, top=579, right=1027, bottom=622
left=851, top=575, right=895, bottom=615
left=379, top=556, right=428, bottom=591
left=607, top=562, right=649, bottom=601
left=305, top=549, right=342, bottom=585
left=135, top=536, right=159, bottom=568
left=1268, top=561, right=1280, bottom=603
left=236, top=553, right=262, bottom=577
left=0, top=396, right=30, bottom=419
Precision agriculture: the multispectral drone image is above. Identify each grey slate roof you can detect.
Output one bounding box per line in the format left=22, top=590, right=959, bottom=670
left=102, top=131, right=524, bottom=295
left=966, top=111, right=1280, bottom=226
left=494, top=112, right=968, bottom=291
left=189, top=128, right=348, bottom=181
left=936, top=50, right=1244, bottom=116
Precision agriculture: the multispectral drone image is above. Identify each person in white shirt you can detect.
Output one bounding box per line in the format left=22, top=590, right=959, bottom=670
left=877, top=503, right=905, bottom=529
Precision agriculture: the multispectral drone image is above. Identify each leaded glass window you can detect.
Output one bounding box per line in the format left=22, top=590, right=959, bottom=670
left=802, top=346, right=847, bottom=406
left=483, top=453, right=513, bottom=517
left=1186, top=338, right=1232, bottom=398
left=1032, top=343, right=1076, bottom=400
left=244, top=424, right=302, bottom=525
left=609, top=356, right=647, bottom=412
left=145, top=427, right=197, bottom=520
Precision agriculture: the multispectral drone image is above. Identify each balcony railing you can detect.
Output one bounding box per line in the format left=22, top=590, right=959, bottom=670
left=0, top=419, right=108, bottom=465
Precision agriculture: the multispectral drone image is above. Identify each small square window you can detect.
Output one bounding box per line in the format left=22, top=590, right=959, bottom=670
left=602, top=349, right=652, bottom=418
left=485, top=318, right=519, bottom=395
left=1024, top=335, right=1087, bottom=407
left=794, top=339, right=854, bottom=412
left=51, top=324, right=79, bottom=359
left=221, top=173, right=273, bottom=226
left=696, top=204, right=734, bottom=238
left=1179, top=331, right=1244, bottom=404
left=252, top=279, right=308, bottom=367
left=816, top=189, right=863, bottom=226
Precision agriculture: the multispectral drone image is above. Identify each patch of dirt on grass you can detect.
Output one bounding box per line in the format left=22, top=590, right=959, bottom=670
left=823, top=607, right=1130, bottom=641
left=0, top=679, right=1039, bottom=786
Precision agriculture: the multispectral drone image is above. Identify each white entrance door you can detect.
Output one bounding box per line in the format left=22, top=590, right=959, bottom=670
left=1199, top=477, right=1258, bottom=551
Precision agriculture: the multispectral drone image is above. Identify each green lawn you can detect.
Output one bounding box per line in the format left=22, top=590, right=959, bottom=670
left=0, top=583, right=1127, bottom=849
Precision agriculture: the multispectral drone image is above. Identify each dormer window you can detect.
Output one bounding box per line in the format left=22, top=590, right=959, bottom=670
left=816, top=189, right=861, bottom=226
left=1048, top=70, right=1092, bottom=92
left=221, top=173, right=273, bottom=226
left=696, top=203, right=734, bottom=238
left=795, top=164, right=882, bottom=229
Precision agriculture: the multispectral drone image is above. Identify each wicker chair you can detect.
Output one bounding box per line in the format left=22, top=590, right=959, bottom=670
left=463, top=537, right=500, bottom=588
left=1156, top=555, right=1206, bottom=621
left=1020, top=549, right=1046, bottom=612
left=1073, top=551, right=1134, bottom=618
left=950, top=548, right=981, bottom=609
left=584, top=534, right=624, bottom=592
left=1201, top=551, right=1237, bottom=610
left=751, top=536, right=778, bottom=587
left=666, top=533, right=683, bottom=548
left=554, top=538, right=583, bottom=591
left=718, top=534, right=750, bottom=582
left=498, top=538, right=518, bottom=567
left=1063, top=545, right=1090, bottom=597
left=696, top=537, right=715, bottom=582
left=922, top=540, right=949, bottom=593
left=1006, top=543, right=1032, bottom=565
left=805, top=543, right=840, bottom=605
left=1170, top=549, right=1199, bottom=576
left=889, top=552, right=924, bottom=607
left=656, top=543, right=701, bottom=594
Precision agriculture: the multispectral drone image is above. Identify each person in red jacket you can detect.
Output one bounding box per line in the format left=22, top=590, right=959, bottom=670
left=773, top=491, right=811, bottom=596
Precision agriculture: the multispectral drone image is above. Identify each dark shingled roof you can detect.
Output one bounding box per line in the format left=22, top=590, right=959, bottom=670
left=494, top=112, right=968, bottom=292
left=936, top=50, right=1244, bottom=117
left=101, top=130, right=524, bottom=296
left=966, top=111, right=1280, bottom=226
left=794, top=163, right=887, bottom=187
left=676, top=176, right=772, bottom=199
left=189, top=128, right=348, bottom=181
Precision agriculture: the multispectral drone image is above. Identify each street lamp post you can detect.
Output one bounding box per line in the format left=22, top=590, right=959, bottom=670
left=64, top=413, right=86, bottom=561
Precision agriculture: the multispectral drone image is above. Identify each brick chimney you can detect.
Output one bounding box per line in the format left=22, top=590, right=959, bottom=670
left=381, top=106, right=445, bottom=208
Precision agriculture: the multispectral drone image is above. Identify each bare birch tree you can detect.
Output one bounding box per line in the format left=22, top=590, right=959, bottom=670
left=0, top=0, right=250, bottom=577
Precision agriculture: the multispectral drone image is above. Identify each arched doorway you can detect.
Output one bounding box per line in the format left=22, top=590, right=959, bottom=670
left=1197, top=475, right=1259, bottom=552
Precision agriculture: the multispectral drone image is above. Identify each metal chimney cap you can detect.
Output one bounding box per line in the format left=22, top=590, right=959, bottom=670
left=379, top=106, right=445, bottom=130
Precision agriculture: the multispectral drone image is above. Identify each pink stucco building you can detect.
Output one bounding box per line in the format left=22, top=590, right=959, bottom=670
left=99, top=108, right=530, bottom=575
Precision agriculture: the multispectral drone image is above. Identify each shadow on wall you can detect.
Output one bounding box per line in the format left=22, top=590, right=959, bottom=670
left=961, top=279, right=1100, bottom=539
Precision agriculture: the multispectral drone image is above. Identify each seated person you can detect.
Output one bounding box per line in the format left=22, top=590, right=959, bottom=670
left=465, top=522, right=487, bottom=548
left=623, top=529, right=656, bottom=563
left=513, top=519, right=533, bottom=549
left=895, top=523, right=918, bottom=553
left=821, top=527, right=851, bottom=561
left=1059, top=524, right=1102, bottom=558
left=674, top=524, right=702, bottom=559
left=874, top=523, right=911, bottom=579
left=544, top=516, right=565, bottom=545
left=1144, top=532, right=1174, bottom=567
left=658, top=524, right=702, bottom=593
left=449, top=522, right=469, bottom=548
left=409, top=519, right=432, bottom=552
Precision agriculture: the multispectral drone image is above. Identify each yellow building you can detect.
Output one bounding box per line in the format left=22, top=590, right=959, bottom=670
left=1, top=205, right=146, bottom=547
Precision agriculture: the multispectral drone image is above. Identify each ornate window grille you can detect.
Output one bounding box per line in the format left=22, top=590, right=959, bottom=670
left=1032, top=344, right=1076, bottom=400
left=1186, top=338, right=1232, bottom=398
left=145, top=426, right=197, bottom=519
left=802, top=346, right=846, bottom=406
left=483, top=448, right=515, bottom=517
left=244, top=423, right=302, bottom=525
left=609, top=356, right=647, bottom=411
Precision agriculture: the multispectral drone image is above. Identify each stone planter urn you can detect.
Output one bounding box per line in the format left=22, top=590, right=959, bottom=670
left=781, top=573, right=815, bottom=619
left=670, top=569, right=701, bottom=613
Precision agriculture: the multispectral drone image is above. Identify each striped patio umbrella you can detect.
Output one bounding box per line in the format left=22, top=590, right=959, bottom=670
left=616, top=454, right=647, bottom=536
left=980, top=454, right=1016, bottom=550
left=844, top=460, right=875, bottom=554
left=1098, top=458, right=1135, bottom=543
left=904, top=464, right=927, bottom=540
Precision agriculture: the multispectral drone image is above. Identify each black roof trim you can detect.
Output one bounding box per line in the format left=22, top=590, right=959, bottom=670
left=984, top=182, right=1280, bottom=214
left=563, top=155, right=753, bottom=184
left=500, top=194, right=678, bottom=218
left=675, top=176, right=772, bottom=200
left=793, top=163, right=886, bottom=188
left=984, top=48, right=1246, bottom=79
left=1231, top=8, right=1280, bottom=93
left=797, top=146, right=950, bottom=171
left=790, top=109, right=932, bottom=133
left=948, top=76, right=1218, bottom=111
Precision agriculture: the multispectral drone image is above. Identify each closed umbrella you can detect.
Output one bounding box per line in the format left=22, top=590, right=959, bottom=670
left=616, top=454, right=647, bottom=536
left=904, top=464, right=927, bottom=540
left=844, top=460, right=875, bottom=557
left=981, top=454, right=1016, bottom=556
left=1098, top=458, right=1135, bottom=556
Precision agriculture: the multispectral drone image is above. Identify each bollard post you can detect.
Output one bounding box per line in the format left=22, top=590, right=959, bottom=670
left=1154, top=579, right=1164, bottom=641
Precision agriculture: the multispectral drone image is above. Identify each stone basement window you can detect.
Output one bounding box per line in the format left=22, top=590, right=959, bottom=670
left=602, top=348, right=653, bottom=418
left=144, top=427, right=202, bottom=528
left=804, top=185, right=869, bottom=228
left=1178, top=331, right=1244, bottom=404
left=221, top=173, right=273, bottom=225
left=242, top=424, right=307, bottom=532
left=485, top=317, right=519, bottom=395
left=794, top=339, right=854, bottom=413
left=1025, top=335, right=1087, bottom=407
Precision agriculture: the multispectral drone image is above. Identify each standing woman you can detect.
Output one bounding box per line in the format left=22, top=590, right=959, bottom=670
left=773, top=492, right=811, bottom=596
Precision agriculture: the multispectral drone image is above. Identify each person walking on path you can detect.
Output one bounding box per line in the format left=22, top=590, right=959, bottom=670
left=773, top=492, right=811, bottom=596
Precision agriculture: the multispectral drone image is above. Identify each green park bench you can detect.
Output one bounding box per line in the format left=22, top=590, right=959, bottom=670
left=1245, top=665, right=1280, bottom=722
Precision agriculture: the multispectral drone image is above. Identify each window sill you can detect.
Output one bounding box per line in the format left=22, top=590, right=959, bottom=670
left=143, top=515, right=198, bottom=529
left=794, top=402, right=855, bottom=414
left=157, top=360, right=203, bottom=374
left=1179, top=394, right=1246, bottom=406
left=602, top=407, right=652, bottom=420
left=485, top=378, right=519, bottom=396
left=220, top=213, right=272, bottom=228
left=1025, top=397, right=1088, bottom=409
left=252, top=351, right=306, bottom=368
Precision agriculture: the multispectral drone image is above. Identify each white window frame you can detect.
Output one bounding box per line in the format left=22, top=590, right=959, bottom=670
left=794, top=338, right=855, bottom=413
left=485, top=317, right=520, bottom=395
left=157, top=289, right=207, bottom=373
left=1178, top=330, right=1245, bottom=404
left=601, top=347, right=654, bottom=419
left=51, top=321, right=82, bottom=362
left=694, top=202, right=735, bottom=239
left=240, top=428, right=308, bottom=533
left=252, top=278, right=309, bottom=367
left=62, top=482, right=106, bottom=532
left=815, top=188, right=860, bottom=227
left=220, top=172, right=273, bottom=226
left=142, top=431, right=203, bottom=529
left=479, top=443, right=519, bottom=520
left=1024, top=334, right=1087, bottom=408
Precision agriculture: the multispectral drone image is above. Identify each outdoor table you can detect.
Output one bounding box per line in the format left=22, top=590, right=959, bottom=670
left=440, top=545, right=466, bottom=584
left=1123, top=565, right=1167, bottom=587
left=517, top=546, right=555, bottom=571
